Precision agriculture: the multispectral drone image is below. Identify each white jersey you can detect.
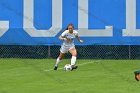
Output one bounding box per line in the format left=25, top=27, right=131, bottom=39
left=61, top=30, right=78, bottom=46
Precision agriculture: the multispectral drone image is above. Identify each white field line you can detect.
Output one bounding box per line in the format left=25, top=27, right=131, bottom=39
left=44, top=60, right=101, bottom=72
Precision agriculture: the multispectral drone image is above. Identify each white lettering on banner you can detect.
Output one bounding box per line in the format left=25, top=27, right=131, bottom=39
left=23, top=0, right=62, bottom=37
left=78, top=0, right=113, bottom=37
left=0, top=0, right=139, bottom=37
left=0, top=21, right=9, bottom=37
left=23, top=0, right=113, bottom=37
left=123, top=0, right=140, bottom=36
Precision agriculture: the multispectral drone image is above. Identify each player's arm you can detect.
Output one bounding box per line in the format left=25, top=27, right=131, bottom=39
left=59, top=36, right=67, bottom=41
left=75, top=34, right=84, bottom=43
left=59, top=31, right=67, bottom=41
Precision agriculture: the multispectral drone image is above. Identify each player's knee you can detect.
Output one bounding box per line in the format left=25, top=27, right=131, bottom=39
left=59, top=55, right=64, bottom=60
left=69, top=48, right=77, bottom=57
left=58, top=56, right=62, bottom=60
left=60, top=56, right=64, bottom=60
left=72, top=53, right=77, bottom=57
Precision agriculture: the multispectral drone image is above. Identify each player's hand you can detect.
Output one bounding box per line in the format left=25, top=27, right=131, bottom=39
left=79, top=40, right=84, bottom=43
left=63, top=38, right=67, bottom=41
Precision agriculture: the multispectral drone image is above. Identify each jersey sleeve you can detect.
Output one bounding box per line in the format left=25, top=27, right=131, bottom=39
left=74, top=30, right=78, bottom=36
left=61, top=30, right=67, bottom=37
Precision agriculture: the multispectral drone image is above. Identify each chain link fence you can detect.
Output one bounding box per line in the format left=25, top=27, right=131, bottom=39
left=0, top=45, right=140, bottom=59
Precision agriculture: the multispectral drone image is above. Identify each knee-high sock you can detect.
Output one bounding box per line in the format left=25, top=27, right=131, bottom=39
left=71, top=56, right=77, bottom=65
left=55, top=57, right=61, bottom=66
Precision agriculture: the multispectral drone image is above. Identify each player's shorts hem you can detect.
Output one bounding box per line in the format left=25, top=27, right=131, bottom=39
left=60, top=50, right=66, bottom=54
left=69, top=47, right=75, bottom=51
left=60, top=46, right=75, bottom=54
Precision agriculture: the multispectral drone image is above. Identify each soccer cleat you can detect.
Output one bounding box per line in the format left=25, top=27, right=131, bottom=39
left=71, top=65, right=78, bottom=71
left=54, top=66, right=58, bottom=70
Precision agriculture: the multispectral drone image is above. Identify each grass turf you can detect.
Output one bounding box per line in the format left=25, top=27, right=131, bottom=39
left=0, top=59, right=140, bottom=93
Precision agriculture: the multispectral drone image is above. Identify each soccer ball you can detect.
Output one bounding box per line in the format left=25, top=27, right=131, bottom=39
left=64, top=64, right=72, bottom=71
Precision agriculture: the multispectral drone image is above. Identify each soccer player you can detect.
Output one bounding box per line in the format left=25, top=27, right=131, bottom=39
left=134, top=70, right=140, bottom=81
left=54, top=24, right=83, bottom=70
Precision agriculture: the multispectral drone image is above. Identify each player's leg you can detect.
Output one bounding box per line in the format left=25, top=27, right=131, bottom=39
left=54, top=45, right=67, bottom=70
left=56, top=52, right=65, bottom=66
left=69, top=47, right=78, bottom=70
left=54, top=52, right=65, bottom=70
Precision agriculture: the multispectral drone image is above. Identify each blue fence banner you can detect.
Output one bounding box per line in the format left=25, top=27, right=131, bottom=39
left=0, top=0, right=140, bottom=45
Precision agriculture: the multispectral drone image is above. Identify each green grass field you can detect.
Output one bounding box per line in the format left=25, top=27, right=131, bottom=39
left=0, top=59, right=140, bottom=93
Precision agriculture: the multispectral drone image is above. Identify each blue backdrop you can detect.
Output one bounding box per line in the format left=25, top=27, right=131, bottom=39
left=0, top=0, right=140, bottom=45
